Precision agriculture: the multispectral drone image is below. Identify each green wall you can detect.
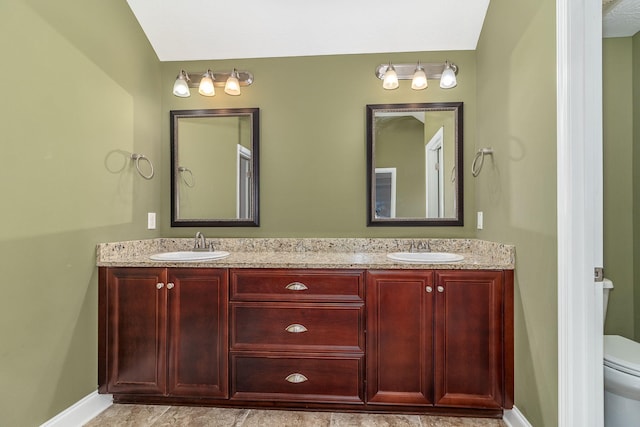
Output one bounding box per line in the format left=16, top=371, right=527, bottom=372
left=376, top=116, right=426, bottom=217
left=0, top=0, right=161, bottom=425
left=0, top=1, right=573, bottom=425
left=160, top=53, right=477, bottom=237
left=603, top=38, right=635, bottom=338
left=178, top=118, right=240, bottom=219
left=475, top=0, right=557, bottom=426
left=634, top=32, right=640, bottom=344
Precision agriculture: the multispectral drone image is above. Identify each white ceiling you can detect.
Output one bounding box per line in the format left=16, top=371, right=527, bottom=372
left=126, top=0, right=639, bottom=62
left=126, top=0, right=490, bottom=61
left=603, top=0, right=640, bottom=38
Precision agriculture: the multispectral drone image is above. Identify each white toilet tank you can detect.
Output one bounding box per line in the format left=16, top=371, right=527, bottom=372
left=600, top=278, right=640, bottom=427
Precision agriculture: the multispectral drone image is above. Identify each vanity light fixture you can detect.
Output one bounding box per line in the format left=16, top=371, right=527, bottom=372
left=172, top=68, right=254, bottom=97
left=382, top=63, right=399, bottom=90
left=439, top=61, right=457, bottom=89
left=411, top=62, right=428, bottom=90
left=375, top=61, right=459, bottom=90
left=198, top=70, right=215, bottom=96
left=173, top=70, right=191, bottom=97
left=224, top=68, right=241, bottom=96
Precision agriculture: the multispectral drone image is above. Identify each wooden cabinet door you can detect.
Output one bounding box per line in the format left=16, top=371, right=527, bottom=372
left=366, top=270, right=434, bottom=406
left=167, top=268, right=229, bottom=398
left=434, top=270, right=504, bottom=409
left=105, top=268, right=167, bottom=395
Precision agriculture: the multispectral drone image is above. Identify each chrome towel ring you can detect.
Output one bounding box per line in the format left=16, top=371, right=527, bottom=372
left=131, top=153, right=154, bottom=180
left=472, top=148, right=494, bottom=177
left=178, top=166, right=195, bottom=187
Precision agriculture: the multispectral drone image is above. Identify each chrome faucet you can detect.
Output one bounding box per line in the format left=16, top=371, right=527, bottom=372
left=409, top=240, right=430, bottom=253
left=417, top=241, right=430, bottom=252
left=193, top=231, right=210, bottom=251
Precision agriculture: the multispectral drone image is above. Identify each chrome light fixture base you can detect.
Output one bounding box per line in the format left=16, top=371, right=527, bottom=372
left=185, top=70, right=253, bottom=88
left=375, top=62, right=458, bottom=89
left=173, top=69, right=254, bottom=97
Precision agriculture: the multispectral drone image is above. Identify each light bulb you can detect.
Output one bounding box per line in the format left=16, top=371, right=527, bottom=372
left=172, top=70, right=191, bottom=97
left=382, top=64, right=399, bottom=90
left=224, top=69, right=241, bottom=96
left=198, top=70, right=215, bottom=96
left=411, top=64, right=428, bottom=90
left=440, top=62, right=457, bottom=89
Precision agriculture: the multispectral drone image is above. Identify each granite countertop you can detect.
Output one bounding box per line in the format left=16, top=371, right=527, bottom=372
left=96, top=238, right=515, bottom=270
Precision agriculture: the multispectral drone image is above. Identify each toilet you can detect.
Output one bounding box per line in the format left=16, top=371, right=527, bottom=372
left=603, top=279, right=640, bottom=427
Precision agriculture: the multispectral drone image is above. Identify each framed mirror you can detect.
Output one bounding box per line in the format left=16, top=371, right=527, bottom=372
left=170, top=108, right=259, bottom=227
left=366, top=102, right=463, bottom=226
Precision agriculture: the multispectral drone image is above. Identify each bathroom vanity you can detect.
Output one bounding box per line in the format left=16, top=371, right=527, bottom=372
left=97, top=238, right=514, bottom=418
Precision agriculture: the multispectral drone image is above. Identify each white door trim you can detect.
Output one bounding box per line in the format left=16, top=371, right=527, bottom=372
left=557, top=0, right=603, bottom=426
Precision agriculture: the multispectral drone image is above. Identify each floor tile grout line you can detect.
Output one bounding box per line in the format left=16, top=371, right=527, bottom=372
left=142, top=404, right=172, bottom=427
left=236, top=408, right=251, bottom=427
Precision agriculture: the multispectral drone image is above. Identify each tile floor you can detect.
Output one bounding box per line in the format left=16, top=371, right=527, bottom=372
left=84, top=405, right=507, bottom=427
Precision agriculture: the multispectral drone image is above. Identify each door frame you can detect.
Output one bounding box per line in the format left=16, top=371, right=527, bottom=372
left=557, top=0, right=603, bottom=425
left=425, top=127, right=444, bottom=218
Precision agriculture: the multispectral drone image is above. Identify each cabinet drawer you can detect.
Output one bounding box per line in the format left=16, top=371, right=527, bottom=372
left=231, top=353, right=364, bottom=403
left=231, top=303, right=364, bottom=352
left=230, top=269, right=364, bottom=302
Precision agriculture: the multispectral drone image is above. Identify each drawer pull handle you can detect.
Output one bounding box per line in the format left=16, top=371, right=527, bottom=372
left=285, top=373, right=308, bottom=383
left=167, top=282, right=175, bottom=290
left=285, top=324, right=308, bottom=333
left=285, top=282, right=308, bottom=291
left=426, top=286, right=433, bottom=293
left=437, top=286, right=445, bottom=293
left=156, top=283, right=164, bottom=289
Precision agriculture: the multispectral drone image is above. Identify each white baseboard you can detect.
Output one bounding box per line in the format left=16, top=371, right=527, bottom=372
left=40, top=391, right=112, bottom=427
left=503, top=406, right=533, bottom=427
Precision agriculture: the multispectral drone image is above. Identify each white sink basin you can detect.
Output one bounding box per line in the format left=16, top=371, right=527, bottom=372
left=387, top=252, right=464, bottom=263
left=149, top=251, right=230, bottom=262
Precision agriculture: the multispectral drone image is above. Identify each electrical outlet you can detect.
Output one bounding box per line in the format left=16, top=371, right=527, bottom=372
left=477, top=211, right=484, bottom=230
left=147, top=212, right=156, bottom=230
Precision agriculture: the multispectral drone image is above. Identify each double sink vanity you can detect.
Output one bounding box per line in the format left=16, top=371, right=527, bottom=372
left=97, top=237, right=514, bottom=419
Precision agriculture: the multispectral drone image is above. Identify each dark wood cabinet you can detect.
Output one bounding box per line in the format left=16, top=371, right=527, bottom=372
left=229, top=269, right=366, bottom=404
left=98, top=265, right=512, bottom=416
left=366, top=270, right=513, bottom=410
left=99, top=267, right=228, bottom=398
left=366, top=270, right=434, bottom=406
left=100, top=267, right=167, bottom=395
left=434, top=270, right=506, bottom=409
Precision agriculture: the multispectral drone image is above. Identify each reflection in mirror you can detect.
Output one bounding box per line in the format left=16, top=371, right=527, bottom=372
left=171, top=108, right=259, bottom=227
left=366, top=103, right=463, bottom=226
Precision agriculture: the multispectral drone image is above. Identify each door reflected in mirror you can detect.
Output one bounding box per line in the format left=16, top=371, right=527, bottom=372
left=171, top=108, right=259, bottom=227
left=366, top=103, right=463, bottom=226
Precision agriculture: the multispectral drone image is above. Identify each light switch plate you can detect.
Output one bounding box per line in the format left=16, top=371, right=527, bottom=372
left=477, top=211, right=483, bottom=230
left=148, top=212, right=156, bottom=229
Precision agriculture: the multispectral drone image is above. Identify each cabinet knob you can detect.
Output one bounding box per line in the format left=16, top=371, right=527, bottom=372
left=167, top=282, right=175, bottom=290
left=437, top=286, right=445, bottom=293
left=426, top=286, right=433, bottom=293
left=285, top=324, right=308, bottom=333
left=285, top=373, right=308, bottom=383
left=156, top=283, right=164, bottom=289
left=285, top=282, right=308, bottom=291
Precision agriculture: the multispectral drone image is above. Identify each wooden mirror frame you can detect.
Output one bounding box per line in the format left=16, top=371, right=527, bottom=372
left=170, top=108, right=260, bottom=227
left=366, top=102, right=463, bottom=227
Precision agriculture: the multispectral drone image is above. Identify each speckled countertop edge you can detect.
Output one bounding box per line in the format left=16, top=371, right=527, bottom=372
left=96, top=238, right=515, bottom=270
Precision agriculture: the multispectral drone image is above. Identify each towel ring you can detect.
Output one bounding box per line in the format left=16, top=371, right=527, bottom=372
left=178, top=166, right=195, bottom=187
left=472, top=148, right=494, bottom=177
left=131, top=153, right=154, bottom=180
